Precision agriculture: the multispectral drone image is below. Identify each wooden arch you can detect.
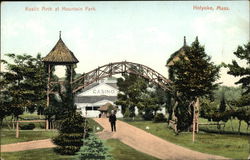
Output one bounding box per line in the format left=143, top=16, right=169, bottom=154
left=71, top=61, right=173, bottom=93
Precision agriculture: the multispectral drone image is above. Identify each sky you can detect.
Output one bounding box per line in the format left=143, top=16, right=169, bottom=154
left=1, top=1, right=249, bottom=86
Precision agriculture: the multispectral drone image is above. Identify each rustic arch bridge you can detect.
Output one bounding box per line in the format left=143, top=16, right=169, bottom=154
left=71, top=61, right=173, bottom=93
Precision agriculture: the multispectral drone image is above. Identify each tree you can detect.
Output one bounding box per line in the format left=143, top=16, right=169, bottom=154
left=170, top=37, right=221, bottom=131
left=53, top=113, right=86, bottom=155
left=115, top=72, right=147, bottom=118
left=0, top=53, right=47, bottom=120
left=227, top=42, right=250, bottom=96
left=0, top=53, right=47, bottom=156
left=52, top=65, right=86, bottom=155
left=75, top=134, right=113, bottom=160
left=227, top=42, right=250, bottom=133
left=137, top=86, right=167, bottom=120
left=219, top=91, right=226, bottom=113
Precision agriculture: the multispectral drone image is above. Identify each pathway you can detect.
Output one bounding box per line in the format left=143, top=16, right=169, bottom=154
left=94, top=118, right=227, bottom=160
left=1, top=139, right=55, bottom=152
left=1, top=118, right=228, bottom=160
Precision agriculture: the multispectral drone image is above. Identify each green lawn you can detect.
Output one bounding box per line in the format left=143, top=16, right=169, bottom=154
left=1, top=148, right=75, bottom=160
left=105, top=139, right=159, bottom=160
left=87, top=118, right=104, bottom=132
left=2, top=113, right=46, bottom=130
left=125, top=120, right=249, bottom=159
left=1, top=117, right=159, bottom=160
left=1, top=139, right=159, bottom=160
left=199, top=118, right=250, bottom=134
left=1, top=130, right=58, bottom=145
left=19, top=113, right=45, bottom=120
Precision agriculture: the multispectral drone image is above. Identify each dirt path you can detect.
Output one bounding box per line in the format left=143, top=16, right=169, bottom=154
left=94, top=118, right=227, bottom=160
left=1, top=139, right=55, bottom=152
left=1, top=119, right=228, bottom=159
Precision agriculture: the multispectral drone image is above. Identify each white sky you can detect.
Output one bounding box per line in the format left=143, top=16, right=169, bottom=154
left=1, top=1, right=249, bottom=86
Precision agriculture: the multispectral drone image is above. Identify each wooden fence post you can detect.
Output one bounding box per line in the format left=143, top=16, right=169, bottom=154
left=16, top=122, right=19, bottom=138
left=46, top=120, right=49, bottom=130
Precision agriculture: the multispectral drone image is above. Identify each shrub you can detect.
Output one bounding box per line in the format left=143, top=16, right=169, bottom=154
left=153, top=113, right=166, bottom=123
left=142, top=109, right=154, bottom=121
left=75, top=134, right=113, bottom=160
left=39, top=123, right=45, bottom=129
left=53, top=113, right=86, bottom=155
left=20, top=123, right=35, bottom=130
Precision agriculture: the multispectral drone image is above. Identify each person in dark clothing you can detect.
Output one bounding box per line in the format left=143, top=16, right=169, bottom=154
left=109, top=110, right=116, bottom=132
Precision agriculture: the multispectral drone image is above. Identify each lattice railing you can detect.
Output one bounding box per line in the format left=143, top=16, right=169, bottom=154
left=71, top=61, right=173, bottom=93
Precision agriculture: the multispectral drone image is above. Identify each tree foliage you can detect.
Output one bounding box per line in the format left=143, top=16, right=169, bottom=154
left=52, top=65, right=86, bottom=155
left=75, top=134, right=113, bottom=160
left=227, top=42, right=250, bottom=95
left=53, top=113, right=86, bottom=155
left=138, top=86, right=167, bottom=120
left=0, top=53, right=47, bottom=120
left=115, top=72, right=147, bottom=118
left=172, top=37, right=220, bottom=100
left=227, top=42, right=250, bottom=132
left=170, top=37, right=221, bottom=131
left=219, top=91, right=227, bottom=113
left=115, top=69, right=168, bottom=120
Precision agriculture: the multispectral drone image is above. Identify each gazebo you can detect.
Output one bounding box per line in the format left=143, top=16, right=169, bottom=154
left=98, top=103, right=117, bottom=118
left=166, top=36, right=190, bottom=81
left=165, top=36, right=199, bottom=141
left=166, top=36, right=190, bottom=67
left=42, top=31, right=79, bottom=107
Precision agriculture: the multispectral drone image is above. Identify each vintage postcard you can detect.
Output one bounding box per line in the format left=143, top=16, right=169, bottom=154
left=1, top=1, right=249, bottom=160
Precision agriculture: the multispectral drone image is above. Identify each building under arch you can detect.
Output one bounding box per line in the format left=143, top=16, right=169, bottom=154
left=75, top=77, right=123, bottom=118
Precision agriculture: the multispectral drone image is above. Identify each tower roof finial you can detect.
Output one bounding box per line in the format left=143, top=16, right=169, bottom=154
left=59, top=31, right=61, bottom=39
left=184, top=36, right=186, bottom=46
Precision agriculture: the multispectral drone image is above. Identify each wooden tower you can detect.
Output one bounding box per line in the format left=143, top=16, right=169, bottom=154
left=42, top=31, right=79, bottom=108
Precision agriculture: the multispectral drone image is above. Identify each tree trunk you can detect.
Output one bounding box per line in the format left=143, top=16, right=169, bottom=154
left=12, top=115, right=15, bottom=130
left=230, top=117, right=234, bottom=132
left=4, top=118, right=12, bottom=130
left=171, top=101, right=178, bottom=133
left=238, top=120, right=241, bottom=134
left=172, top=101, right=178, bottom=120
left=0, top=118, right=3, bottom=157
left=195, top=97, right=200, bottom=133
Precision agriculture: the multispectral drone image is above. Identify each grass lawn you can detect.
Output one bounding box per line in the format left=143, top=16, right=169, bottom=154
left=125, top=120, right=249, bottom=159
left=1, top=148, right=75, bottom=160
left=105, top=139, right=159, bottom=160
left=19, top=113, right=45, bottom=120
left=1, top=139, right=159, bottom=160
left=1, top=130, right=58, bottom=145
left=0, top=118, right=101, bottom=145
left=199, top=118, right=250, bottom=134
left=87, top=118, right=104, bottom=132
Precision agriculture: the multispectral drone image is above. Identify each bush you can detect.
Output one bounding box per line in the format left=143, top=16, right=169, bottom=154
left=20, top=123, right=35, bottom=130
left=53, top=113, right=86, bottom=155
left=153, top=113, right=166, bottom=123
left=75, top=134, right=113, bottom=160
left=38, top=123, right=45, bottom=129
left=142, top=109, right=154, bottom=121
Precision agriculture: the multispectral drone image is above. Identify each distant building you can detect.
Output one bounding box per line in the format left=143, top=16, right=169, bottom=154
left=75, top=77, right=123, bottom=118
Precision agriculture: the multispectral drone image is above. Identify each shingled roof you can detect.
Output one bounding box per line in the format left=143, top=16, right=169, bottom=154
left=166, top=36, right=190, bottom=66
left=42, top=32, right=79, bottom=65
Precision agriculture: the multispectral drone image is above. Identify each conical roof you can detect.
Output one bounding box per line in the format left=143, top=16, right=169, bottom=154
left=42, top=32, right=79, bottom=65
left=166, top=36, right=190, bottom=66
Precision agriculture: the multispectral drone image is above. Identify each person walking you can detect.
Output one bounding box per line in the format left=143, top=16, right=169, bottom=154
left=109, top=110, right=116, bottom=132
